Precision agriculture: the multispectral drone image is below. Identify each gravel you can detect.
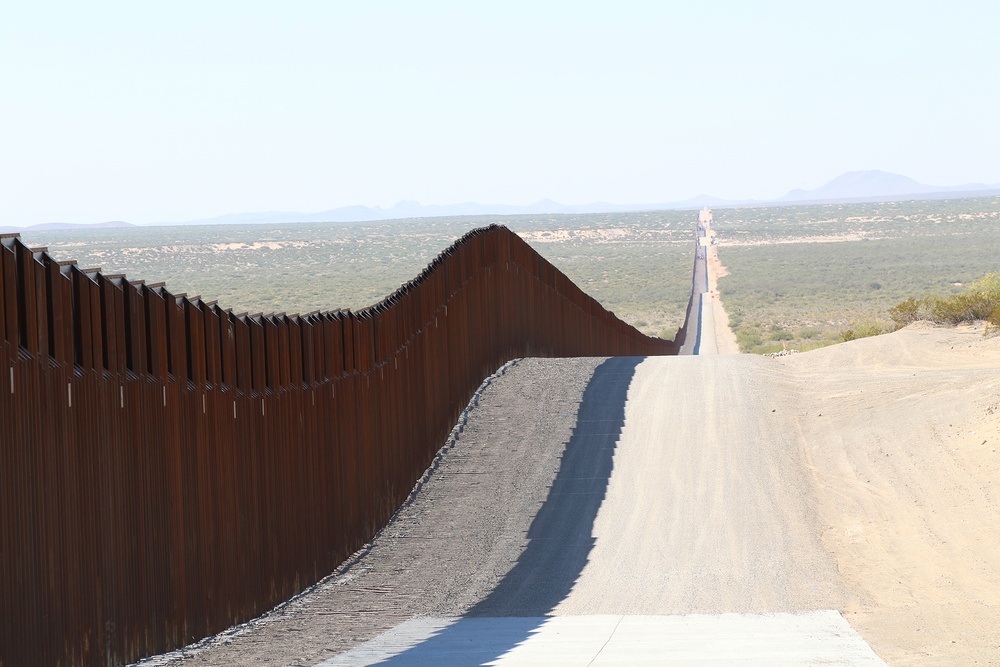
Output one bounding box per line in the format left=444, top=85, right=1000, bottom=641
left=134, top=357, right=604, bottom=667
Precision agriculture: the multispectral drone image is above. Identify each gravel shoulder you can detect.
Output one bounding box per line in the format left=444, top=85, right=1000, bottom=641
left=138, top=357, right=606, bottom=667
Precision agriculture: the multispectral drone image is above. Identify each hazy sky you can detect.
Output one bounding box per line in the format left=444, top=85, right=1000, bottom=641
left=3, top=1, right=998, bottom=225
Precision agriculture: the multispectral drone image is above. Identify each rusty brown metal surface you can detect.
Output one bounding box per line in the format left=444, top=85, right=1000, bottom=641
left=0, top=225, right=677, bottom=667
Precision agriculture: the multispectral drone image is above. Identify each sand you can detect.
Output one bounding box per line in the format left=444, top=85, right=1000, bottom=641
left=705, top=246, right=740, bottom=355
left=781, top=322, right=1000, bottom=664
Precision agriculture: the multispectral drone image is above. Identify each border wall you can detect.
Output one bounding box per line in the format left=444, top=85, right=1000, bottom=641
left=0, top=224, right=676, bottom=666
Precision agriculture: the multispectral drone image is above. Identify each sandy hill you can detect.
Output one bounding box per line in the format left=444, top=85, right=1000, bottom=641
left=776, top=322, right=1000, bottom=664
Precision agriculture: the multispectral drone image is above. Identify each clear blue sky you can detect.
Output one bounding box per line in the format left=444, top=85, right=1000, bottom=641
left=2, top=1, right=998, bottom=225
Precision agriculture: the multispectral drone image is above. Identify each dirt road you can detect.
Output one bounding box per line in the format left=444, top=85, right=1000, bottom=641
left=552, top=354, right=853, bottom=616
left=706, top=244, right=740, bottom=355
left=680, top=212, right=739, bottom=356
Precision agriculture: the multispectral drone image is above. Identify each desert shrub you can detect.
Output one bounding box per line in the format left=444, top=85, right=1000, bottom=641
left=736, top=329, right=763, bottom=349
left=988, top=306, right=1000, bottom=336
left=889, top=272, right=1000, bottom=330
left=887, top=297, right=927, bottom=329
left=930, top=292, right=995, bottom=324
left=977, top=274, right=1000, bottom=335
left=840, top=320, right=886, bottom=342
left=971, top=272, right=1000, bottom=296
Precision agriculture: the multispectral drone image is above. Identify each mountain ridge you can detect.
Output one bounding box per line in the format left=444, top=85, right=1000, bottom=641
left=160, top=172, right=998, bottom=226
left=779, top=169, right=1000, bottom=203
left=0, top=220, right=135, bottom=234
left=4, top=171, right=999, bottom=230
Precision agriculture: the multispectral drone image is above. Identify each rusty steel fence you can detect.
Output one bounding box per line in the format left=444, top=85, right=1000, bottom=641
left=0, top=224, right=676, bottom=667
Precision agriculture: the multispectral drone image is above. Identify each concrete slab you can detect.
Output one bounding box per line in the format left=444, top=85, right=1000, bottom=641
left=317, top=611, right=887, bottom=666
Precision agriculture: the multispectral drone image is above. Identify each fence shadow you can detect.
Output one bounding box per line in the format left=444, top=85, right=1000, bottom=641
left=359, top=356, right=643, bottom=666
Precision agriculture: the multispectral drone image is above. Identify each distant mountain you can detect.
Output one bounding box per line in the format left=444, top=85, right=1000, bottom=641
left=147, top=175, right=1000, bottom=227
left=780, top=170, right=1000, bottom=203
left=667, top=194, right=750, bottom=209
left=171, top=172, right=1000, bottom=228
left=161, top=199, right=681, bottom=227
left=8, top=171, right=1000, bottom=232
left=0, top=220, right=135, bottom=234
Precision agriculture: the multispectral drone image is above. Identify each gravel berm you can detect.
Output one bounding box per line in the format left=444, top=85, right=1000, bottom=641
left=137, top=356, right=607, bottom=667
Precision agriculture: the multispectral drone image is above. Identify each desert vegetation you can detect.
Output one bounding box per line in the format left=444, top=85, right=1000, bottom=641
left=17, top=195, right=999, bottom=352
left=888, top=272, right=1000, bottom=328
left=712, top=195, right=1000, bottom=352
left=20, top=211, right=697, bottom=340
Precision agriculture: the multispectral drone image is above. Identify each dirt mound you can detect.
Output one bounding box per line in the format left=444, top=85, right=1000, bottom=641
left=780, top=323, right=1000, bottom=664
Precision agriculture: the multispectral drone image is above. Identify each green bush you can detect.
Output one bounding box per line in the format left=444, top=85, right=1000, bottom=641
left=930, top=292, right=995, bottom=324
left=888, top=272, right=1000, bottom=331
left=840, top=320, right=886, bottom=342
left=889, top=273, right=1000, bottom=328
left=736, top=330, right=763, bottom=349
left=988, top=306, right=1000, bottom=336
left=888, top=297, right=926, bottom=329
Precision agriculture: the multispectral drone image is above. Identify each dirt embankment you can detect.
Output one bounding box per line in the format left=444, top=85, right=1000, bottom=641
left=705, top=245, right=740, bottom=354
left=781, top=322, right=1000, bottom=665
left=138, top=359, right=607, bottom=667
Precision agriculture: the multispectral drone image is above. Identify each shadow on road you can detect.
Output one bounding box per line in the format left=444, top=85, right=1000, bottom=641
left=368, top=356, right=643, bottom=666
